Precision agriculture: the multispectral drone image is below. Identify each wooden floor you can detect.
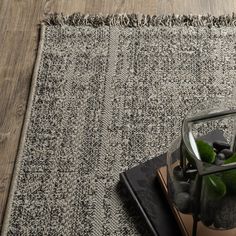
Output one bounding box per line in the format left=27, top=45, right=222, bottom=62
left=1, top=0, right=236, bottom=228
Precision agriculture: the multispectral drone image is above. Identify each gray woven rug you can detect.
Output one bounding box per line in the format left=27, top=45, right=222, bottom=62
left=2, top=14, right=236, bottom=235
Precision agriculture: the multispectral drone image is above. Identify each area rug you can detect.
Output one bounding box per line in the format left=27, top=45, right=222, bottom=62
left=2, top=14, right=236, bottom=235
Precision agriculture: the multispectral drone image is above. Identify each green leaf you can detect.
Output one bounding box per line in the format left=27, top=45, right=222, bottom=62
left=224, top=153, right=236, bottom=164
left=222, top=169, right=236, bottom=193
left=222, top=154, right=236, bottom=193
left=204, top=174, right=226, bottom=200
left=196, top=140, right=216, bottom=163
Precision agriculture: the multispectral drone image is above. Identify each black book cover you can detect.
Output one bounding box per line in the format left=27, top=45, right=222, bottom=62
left=120, top=153, right=181, bottom=236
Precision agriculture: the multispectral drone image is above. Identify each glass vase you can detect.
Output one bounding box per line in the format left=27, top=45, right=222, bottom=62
left=167, top=98, right=236, bottom=234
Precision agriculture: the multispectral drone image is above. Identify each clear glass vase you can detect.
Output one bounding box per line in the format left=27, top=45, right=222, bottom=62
left=167, top=98, right=236, bottom=232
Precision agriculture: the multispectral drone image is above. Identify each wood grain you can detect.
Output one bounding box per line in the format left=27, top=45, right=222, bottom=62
left=1, top=0, right=236, bottom=229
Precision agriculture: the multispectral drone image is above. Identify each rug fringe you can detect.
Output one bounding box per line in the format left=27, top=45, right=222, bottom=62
left=44, top=13, right=236, bottom=27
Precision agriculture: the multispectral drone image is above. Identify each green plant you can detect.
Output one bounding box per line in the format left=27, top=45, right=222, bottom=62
left=196, top=140, right=216, bottom=163
left=204, top=175, right=226, bottom=199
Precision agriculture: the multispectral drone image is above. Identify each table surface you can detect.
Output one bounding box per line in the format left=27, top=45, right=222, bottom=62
left=1, top=0, right=236, bottom=229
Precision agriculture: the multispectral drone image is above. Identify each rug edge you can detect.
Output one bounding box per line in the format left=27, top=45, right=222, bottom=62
left=44, top=13, right=236, bottom=27
left=0, top=24, right=46, bottom=236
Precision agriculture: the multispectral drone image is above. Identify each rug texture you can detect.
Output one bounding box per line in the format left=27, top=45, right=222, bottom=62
left=2, top=14, right=236, bottom=236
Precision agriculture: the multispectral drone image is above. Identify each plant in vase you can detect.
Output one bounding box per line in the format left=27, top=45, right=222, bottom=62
left=172, top=137, right=236, bottom=231
left=167, top=99, right=236, bottom=236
